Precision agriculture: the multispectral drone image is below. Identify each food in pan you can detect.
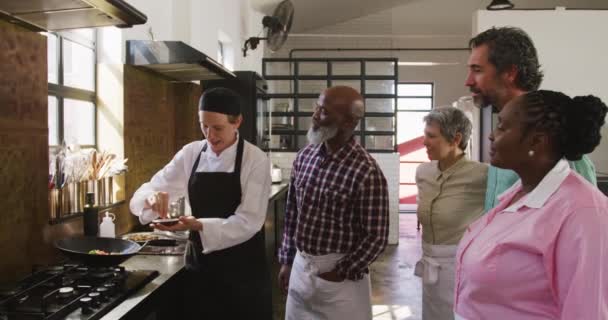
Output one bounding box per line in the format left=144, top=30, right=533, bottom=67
left=124, top=233, right=159, bottom=242
left=88, top=249, right=111, bottom=255
left=87, top=249, right=121, bottom=255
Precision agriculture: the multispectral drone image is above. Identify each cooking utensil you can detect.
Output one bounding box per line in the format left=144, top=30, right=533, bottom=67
left=151, top=230, right=189, bottom=241
left=147, top=239, right=178, bottom=247
left=151, top=218, right=179, bottom=226
left=122, top=232, right=162, bottom=244
left=122, top=232, right=186, bottom=255
left=55, top=236, right=141, bottom=267
left=123, top=231, right=188, bottom=242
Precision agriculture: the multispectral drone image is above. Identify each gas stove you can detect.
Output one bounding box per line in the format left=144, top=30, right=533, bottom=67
left=0, top=264, right=158, bottom=320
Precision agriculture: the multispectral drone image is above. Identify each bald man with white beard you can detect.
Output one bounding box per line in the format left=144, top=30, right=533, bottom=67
left=305, top=90, right=363, bottom=146
left=278, top=86, right=389, bottom=320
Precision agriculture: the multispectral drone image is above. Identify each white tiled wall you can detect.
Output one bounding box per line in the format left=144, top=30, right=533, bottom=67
left=271, top=151, right=400, bottom=245
left=270, top=152, right=298, bottom=179
left=370, top=153, right=400, bottom=245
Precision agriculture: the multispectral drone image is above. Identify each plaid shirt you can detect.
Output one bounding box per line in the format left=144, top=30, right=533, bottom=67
left=278, top=138, right=389, bottom=280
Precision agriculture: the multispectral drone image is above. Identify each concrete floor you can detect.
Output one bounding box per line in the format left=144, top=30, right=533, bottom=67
left=273, top=214, right=423, bottom=320
left=370, top=214, right=422, bottom=320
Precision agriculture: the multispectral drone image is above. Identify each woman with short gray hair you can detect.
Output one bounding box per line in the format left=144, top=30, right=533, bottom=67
left=414, top=106, right=488, bottom=320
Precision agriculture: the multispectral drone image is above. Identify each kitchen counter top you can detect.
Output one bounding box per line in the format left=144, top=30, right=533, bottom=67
left=103, top=184, right=289, bottom=319
left=100, top=254, right=185, bottom=320
left=269, top=181, right=289, bottom=201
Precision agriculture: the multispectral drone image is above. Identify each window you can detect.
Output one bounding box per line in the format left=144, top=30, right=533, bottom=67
left=397, top=83, right=433, bottom=211
left=398, top=83, right=433, bottom=111
left=263, top=58, right=398, bottom=152
left=217, top=41, right=225, bottom=66
left=47, top=30, right=96, bottom=148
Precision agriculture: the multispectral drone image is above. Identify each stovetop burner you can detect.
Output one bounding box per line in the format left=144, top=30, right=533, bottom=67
left=0, top=264, right=158, bottom=320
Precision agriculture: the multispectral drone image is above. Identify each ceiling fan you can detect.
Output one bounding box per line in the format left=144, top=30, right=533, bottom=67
left=242, top=0, right=294, bottom=57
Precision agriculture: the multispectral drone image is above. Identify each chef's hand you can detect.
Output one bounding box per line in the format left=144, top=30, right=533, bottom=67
left=278, top=264, right=292, bottom=295
left=151, top=216, right=203, bottom=232
left=318, top=269, right=345, bottom=283
left=144, top=191, right=169, bottom=218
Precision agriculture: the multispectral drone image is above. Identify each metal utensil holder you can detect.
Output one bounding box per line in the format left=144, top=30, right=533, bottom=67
left=90, top=176, right=114, bottom=207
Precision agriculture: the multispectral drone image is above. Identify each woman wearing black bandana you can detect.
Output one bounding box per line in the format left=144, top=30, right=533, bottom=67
left=130, top=87, right=273, bottom=319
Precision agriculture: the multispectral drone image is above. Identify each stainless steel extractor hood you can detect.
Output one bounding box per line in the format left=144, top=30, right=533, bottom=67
left=0, top=0, right=147, bottom=31
left=126, top=40, right=236, bottom=82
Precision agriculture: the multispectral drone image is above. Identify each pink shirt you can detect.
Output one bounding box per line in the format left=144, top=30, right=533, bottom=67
left=454, top=160, right=608, bottom=320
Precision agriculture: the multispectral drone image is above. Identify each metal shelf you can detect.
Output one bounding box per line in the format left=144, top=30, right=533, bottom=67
left=263, top=57, right=398, bottom=152
left=267, top=112, right=395, bottom=117
left=265, top=93, right=397, bottom=99
left=265, top=75, right=397, bottom=81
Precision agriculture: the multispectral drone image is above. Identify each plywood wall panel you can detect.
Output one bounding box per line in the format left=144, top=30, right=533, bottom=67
left=0, top=20, right=51, bottom=282
left=173, top=82, right=202, bottom=153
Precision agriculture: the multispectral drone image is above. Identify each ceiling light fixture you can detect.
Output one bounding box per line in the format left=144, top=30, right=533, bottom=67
left=487, top=0, right=514, bottom=10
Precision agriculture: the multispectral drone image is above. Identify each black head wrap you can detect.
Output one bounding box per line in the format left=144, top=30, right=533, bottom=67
left=198, top=87, right=241, bottom=115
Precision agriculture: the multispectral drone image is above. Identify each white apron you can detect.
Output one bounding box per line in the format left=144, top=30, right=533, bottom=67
left=414, top=242, right=458, bottom=320
left=285, top=251, right=372, bottom=320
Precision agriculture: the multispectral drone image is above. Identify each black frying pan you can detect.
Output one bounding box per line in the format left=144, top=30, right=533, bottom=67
left=55, top=236, right=141, bottom=267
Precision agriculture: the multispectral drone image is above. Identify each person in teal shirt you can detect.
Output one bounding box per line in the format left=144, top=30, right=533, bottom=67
left=464, top=27, right=597, bottom=212
left=484, top=158, right=597, bottom=211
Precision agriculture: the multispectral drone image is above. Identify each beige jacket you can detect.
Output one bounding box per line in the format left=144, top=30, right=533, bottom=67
left=416, top=157, right=488, bottom=245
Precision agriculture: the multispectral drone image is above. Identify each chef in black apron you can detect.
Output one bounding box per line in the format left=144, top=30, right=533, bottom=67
left=129, top=87, right=273, bottom=319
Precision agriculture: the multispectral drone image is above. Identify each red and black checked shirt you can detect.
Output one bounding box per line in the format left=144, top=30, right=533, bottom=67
left=278, top=138, right=389, bottom=280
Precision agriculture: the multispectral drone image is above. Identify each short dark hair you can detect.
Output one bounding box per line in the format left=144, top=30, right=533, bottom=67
left=198, top=87, right=241, bottom=115
left=470, top=27, right=544, bottom=91
left=520, top=90, right=607, bottom=161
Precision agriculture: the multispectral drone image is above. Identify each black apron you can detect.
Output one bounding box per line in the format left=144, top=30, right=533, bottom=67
left=183, top=138, right=272, bottom=319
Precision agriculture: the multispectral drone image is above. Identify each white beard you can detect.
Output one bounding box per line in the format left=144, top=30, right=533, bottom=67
left=307, top=125, right=338, bottom=145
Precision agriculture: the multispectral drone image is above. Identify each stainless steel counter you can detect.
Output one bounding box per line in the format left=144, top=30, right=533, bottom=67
left=102, top=184, right=289, bottom=319
left=100, top=255, right=185, bottom=320
left=270, top=181, right=289, bottom=201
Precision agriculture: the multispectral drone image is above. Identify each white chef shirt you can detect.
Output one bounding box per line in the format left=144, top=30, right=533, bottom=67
left=129, top=136, right=271, bottom=254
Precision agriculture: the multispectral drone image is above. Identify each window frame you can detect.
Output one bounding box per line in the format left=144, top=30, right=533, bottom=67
left=396, top=82, right=434, bottom=211
left=262, top=58, right=398, bottom=152
left=47, top=30, right=97, bottom=150
left=217, top=41, right=225, bottom=66
left=396, top=82, right=434, bottom=112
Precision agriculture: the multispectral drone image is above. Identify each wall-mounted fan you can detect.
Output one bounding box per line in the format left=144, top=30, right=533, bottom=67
left=242, top=0, right=294, bottom=57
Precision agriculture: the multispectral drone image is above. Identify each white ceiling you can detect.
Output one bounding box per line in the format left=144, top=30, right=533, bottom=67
left=251, top=0, right=608, bottom=35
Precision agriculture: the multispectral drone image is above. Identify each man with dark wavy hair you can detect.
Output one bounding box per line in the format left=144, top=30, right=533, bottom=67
left=466, top=27, right=543, bottom=112
left=464, top=26, right=597, bottom=212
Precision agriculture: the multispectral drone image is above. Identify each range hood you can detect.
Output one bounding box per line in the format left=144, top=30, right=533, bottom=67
left=126, top=40, right=236, bottom=82
left=0, top=0, right=147, bottom=31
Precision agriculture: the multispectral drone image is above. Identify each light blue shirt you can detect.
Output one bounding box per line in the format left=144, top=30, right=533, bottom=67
left=484, top=154, right=597, bottom=212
